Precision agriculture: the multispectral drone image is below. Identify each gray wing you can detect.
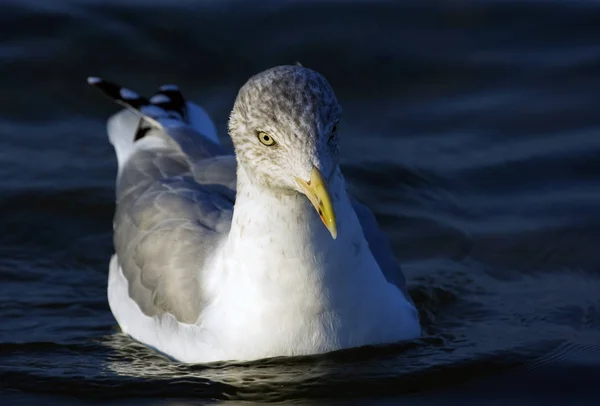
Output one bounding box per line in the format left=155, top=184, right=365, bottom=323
left=114, top=143, right=236, bottom=324
left=91, top=78, right=237, bottom=324
left=352, top=198, right=411, bottom=299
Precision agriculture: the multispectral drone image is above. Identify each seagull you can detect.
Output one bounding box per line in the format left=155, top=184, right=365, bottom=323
left=88, top=65, right=421, bottom=363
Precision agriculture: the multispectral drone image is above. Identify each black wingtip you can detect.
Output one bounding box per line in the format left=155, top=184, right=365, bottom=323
left=87, top=76, right=149, bottom=111
left=87, top=77, right=189, bottom=141
left=148, top=85, right=189, bottom=123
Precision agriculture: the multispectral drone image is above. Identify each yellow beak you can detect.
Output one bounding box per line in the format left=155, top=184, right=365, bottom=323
left=295, top=166, right=337, bottom=239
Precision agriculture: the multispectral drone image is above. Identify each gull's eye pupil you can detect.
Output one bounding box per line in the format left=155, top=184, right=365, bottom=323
left=257, top=131, right=275, bottom=146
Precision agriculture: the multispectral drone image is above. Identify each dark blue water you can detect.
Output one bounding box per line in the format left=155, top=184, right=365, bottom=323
left=2, top=0, right=600, bottom=404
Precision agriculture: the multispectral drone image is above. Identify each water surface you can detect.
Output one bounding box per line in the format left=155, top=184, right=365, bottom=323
left=1, top=0, right=600, bottom=404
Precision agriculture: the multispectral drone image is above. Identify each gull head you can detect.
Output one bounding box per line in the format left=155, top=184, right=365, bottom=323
left=228, top=65, right=342, bottom=239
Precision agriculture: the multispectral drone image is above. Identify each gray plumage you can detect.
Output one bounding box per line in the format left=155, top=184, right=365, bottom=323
left=113, top=124, right=235, bottom=323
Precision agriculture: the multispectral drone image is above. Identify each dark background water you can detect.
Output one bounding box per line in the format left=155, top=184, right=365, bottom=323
left=2, top=0, right=600, bottom=404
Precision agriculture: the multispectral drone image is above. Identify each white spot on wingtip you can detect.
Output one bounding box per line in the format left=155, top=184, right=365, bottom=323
left=87, top=76, right=102, bottom=84
left=120, top=88, right=139, bottom=100
left=159, top=84, right=179, bottom=91
left=150, top=94, right=171, bottom=104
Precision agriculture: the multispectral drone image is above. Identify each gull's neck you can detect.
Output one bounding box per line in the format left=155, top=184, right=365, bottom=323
left=222, top=165, right=370, bottom=280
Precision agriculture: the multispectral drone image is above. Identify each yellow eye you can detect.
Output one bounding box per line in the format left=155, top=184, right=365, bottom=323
left=257, top=131, right=275, bottom=146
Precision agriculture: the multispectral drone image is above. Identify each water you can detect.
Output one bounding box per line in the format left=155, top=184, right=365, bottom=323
left=1, top=0, right=600, bottom=404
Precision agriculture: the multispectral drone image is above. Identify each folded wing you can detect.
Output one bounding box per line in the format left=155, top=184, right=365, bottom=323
left=89, top=78, right=237, bottom=324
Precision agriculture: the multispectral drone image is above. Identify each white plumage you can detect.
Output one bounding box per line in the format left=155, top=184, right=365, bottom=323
left=91, top=66, right=421, bottom=363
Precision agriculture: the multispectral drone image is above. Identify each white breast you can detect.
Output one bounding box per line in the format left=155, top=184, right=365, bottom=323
left=196, top=172, right=421, bottom=361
